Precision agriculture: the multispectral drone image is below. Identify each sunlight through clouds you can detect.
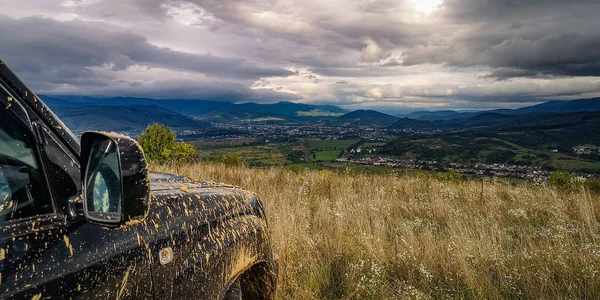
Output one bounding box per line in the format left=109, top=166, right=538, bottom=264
left=409, top=0, right=443, bottom=14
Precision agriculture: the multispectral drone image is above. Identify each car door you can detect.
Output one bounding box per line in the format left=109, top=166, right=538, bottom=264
left=0, top=85, right=153, bottom=299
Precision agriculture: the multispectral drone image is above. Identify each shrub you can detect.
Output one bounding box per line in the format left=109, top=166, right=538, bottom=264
left=213, top=153, right=245, bottom=167
left=287, top=165, right=306, bottom=173
left=548, top=171, right=576, bottom=191
left=138, top=123, right=196, bottom=163
left=287, top=150, right=305, bottom=163
left=584, top=178, right=600, bottom=194
left=435, top=170, right=463, bottom=182
left=162, top=141, right=196, bottom=163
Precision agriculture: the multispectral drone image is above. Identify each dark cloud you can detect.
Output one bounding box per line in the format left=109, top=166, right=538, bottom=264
left=442, top=0, right=598, bottom=23
left=404, top=31, right=600, bottom=78
left=399, top=1, right=600, bottom=79
left=483, top=68, right=544, bottom=80
left=1, top=0, right=600, bottom=109
left=45, top=79, right=301, bottom=103
left=0, top=15, right=293, bottom=84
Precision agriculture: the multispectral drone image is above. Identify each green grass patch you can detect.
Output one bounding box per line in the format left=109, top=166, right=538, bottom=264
left=296, top=110, right=344, bottom=117
left=314, top=150, right=341, bottom=162
left=305, top=139, right=360, bottom=150
left=197, top=142, right=292, bottom=166
left=550, top=158, right=600, bottom=171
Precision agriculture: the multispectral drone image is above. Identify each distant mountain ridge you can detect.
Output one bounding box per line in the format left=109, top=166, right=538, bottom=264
left=493, top=98, right=600, bottom=115
left=491, top=111, right=600, bottom=132
left=52, top=105, right=210, bottom=133
left=337, top=110, right=399, bottom=127
left=41, top=95, right=600, bottom=129
left=401, top=110, right=477, bottom=121
left=390, top=112, right=515, bottom=130
left=389, top=110, right=600, bottom=131
left=196, top=109, right=288, bottom=123
left=397, top=98, right=600, bottom=121
left=41, top=95, right=348, bottom=120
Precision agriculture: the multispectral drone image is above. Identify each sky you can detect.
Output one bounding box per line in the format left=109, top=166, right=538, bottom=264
left=1, top=0, right=599, bottom=112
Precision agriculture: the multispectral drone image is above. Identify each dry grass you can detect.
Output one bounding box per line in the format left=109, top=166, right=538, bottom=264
left=152, top=162, right=600, bottom=299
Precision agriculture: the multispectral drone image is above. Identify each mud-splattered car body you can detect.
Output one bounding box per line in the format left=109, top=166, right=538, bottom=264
left=0, top=60, right=277, bottom=299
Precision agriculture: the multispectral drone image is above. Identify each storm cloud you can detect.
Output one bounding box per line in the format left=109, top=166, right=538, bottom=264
left=1, top=0, right=599, bottom=108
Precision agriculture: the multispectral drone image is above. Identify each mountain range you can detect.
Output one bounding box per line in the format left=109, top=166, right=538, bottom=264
left=52, top=105, right=210, bottom=133
left=42, top=96, right=347, bottom=119
left=40, top=95, right=599, bottom=132
left=398, top=98, right=600, bottom=121
left=336, top=110, right=399, bottom=127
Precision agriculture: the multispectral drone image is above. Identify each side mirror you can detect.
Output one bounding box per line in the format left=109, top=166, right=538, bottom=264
left=80, top=132, right=149, bottom=227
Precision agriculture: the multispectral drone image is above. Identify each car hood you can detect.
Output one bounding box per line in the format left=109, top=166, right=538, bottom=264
left=150, top=172, right=218, bottom=191
left=147, top=172, right=266, bottom=222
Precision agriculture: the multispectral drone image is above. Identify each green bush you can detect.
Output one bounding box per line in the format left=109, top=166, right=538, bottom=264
left=548, top=171, right=576, bottom=191
left=435, top=170, right=463, bottom=182
left=162, top=141, right=196, bottom=163
left=213, top=153, right=245, bottom=167
left=584, top=178, right=600, bottom=194
left=138, top=123, right=196, bottom=163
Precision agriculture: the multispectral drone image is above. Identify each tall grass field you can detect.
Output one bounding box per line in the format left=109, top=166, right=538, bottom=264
left=152, top=163, right=600, bottom=299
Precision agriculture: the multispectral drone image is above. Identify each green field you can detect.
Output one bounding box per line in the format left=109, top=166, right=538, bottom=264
left=192, top=136, right=599, bottom=173
left=193, top=139, right=358, bottom=166
left=305, top=139, right=359, bottom=150
left=193, top=137, right=259, bottom=149
left=380, top=135, right=600, bottom=172
left=196, top=142, right=296, bottom=166
left=313, top=149, right=341, bottom=162
left=305, top=139, right=359, bottom=163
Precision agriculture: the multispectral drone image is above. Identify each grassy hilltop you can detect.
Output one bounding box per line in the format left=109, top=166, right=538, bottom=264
left=153, top=162, right=600, bottom=299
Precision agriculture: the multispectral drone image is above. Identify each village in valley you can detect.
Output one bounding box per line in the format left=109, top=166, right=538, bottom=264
left=336, top=146, right=552, bottom=180
left=181, top=123, right=600, bottom=181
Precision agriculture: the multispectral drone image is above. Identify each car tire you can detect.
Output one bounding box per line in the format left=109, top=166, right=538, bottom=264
left=223, top=279, right=242, bottom=300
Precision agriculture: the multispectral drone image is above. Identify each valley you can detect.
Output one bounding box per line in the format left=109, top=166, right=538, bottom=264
left=42, top=95, right=600, bottom=177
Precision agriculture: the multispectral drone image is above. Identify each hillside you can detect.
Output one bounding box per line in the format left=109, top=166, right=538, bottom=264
left=462, top=112, right=518, bottom=127
left=153, top=162, right=600, bottom=299
left=194, top=102, right=346, bottom=123
left=195, top=109, right=288, bottom=123
left=493, top=98, right=600, bottom=115
left=383, top=111, right=600, bottom=171
left=395, top=98, right=600, bottom=121
left=492, top=111, right=600, bottom=131
left=337, top=109, right=399, bottom=127
left=389, top=112, right=518, bottom=130
left=389, top=110, right=600, bottom=130
left=41, top=95, right=600, bottom=127
left=235, top=101, right=346, bottom=118
left=40, top=95, right=78, bottom=107
left=42, top=95, right=234, bottom=116
left=41, top=95, right=600, bottom=128
left=388, top=117, right=437, bottom=129
left=52, top=105, right=210, bottom=133
left=402, top=110, right=478, bottom=120
left=487, top=112, right=600, bottom=151
left=40, top=95, right=347, bottom=121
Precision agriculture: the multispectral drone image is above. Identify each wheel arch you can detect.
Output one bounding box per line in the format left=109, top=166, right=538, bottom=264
left=221, top=261, right=277, bottom=300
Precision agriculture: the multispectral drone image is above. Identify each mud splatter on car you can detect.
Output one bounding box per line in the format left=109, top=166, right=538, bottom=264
left=0, top=59, right=277, bottom=299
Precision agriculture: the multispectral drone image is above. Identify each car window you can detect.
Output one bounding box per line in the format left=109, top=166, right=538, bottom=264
left=0, top=114, right=52, bottom=222
left=41, top=125, right=80, bottom=203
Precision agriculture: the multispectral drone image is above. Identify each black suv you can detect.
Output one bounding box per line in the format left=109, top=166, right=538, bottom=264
left=0, top=60, right=277, bottom=299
